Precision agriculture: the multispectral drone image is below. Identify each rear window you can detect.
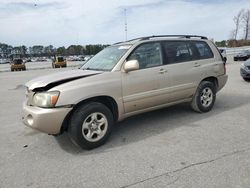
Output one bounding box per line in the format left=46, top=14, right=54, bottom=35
left=194, top=41, right=214, bottom=59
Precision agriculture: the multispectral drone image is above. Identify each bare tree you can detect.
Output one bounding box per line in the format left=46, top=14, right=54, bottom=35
left=242, top=9, right=250, bottom=40
left=232, top=9, right=244, bottom=40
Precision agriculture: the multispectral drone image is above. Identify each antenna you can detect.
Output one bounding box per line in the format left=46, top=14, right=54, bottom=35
left=124, top=8, right=128, bottom=41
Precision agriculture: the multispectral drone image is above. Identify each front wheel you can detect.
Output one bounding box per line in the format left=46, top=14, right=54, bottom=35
left=68, top=102, right=114, bottom=149
left=191, top=81, right=216, bottom=113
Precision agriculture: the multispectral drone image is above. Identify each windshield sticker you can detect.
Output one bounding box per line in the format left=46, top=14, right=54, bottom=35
left=118, top=45, right=131, bottom=50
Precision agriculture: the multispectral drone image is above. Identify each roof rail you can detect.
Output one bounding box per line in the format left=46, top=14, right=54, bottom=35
left=128, top=35, right=208, bottom=42
left=113, top=35, right=208, bottom=45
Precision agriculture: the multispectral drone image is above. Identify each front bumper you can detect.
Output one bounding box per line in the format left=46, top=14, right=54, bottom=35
left=217, top=74, right=228, bottom=92
left=54, top=62, right=66, bottom=66
left=240, top=68, right=250, bottom=78
left=22, top=103, right=72, bottom=135
left=11, top=65, right=25, bottom=69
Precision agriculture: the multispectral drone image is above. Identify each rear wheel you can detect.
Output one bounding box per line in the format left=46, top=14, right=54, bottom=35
left=191, top=81, right=216, bottom=113
left=68, top=102, right=114, bottom=149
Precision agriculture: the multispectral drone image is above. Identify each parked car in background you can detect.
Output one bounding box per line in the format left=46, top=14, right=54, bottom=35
left=240, top=59, right=250, bottom=81
left=234, top=50, right=250, bottom=61
left=26, top=58, right=32, bottom=62
left=36, top=57, right=48, bottom=62
left=84, top=55, right=94, bottom=61
left=10, top=59, right=26, bottom=71
left=52, top=56, right=67, bottom=68
left=22, top=35, right=227, bottom=149
left=218, top=48, right=227, bottom=62
left=0, top=59, right=10, bottom=64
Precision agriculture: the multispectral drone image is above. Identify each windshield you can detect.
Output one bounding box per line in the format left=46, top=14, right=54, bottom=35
left=81, top=45, right=131, bottom=71
left=14, top=59, right=23, bottom=64
left=58, top=57, right=64, bottom=62
left=243, top=50, right=250, bottom=54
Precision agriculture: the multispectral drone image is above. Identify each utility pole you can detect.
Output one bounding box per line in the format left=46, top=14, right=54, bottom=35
left=124, top=8, right=128, bottom=41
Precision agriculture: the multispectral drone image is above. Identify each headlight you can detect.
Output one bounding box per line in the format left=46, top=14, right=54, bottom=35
left=241, top=63, right=247, bottom=70
left=32, top=91, right=60, bottom=107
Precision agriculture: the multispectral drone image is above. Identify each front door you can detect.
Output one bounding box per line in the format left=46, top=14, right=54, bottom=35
left=122, top=42, right=166, bottom=113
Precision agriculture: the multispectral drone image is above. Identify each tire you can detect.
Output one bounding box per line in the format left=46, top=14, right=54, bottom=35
left=191, top=81, right=216, bottom=113
left=68, top=102, right=114, bottom=150
left=243, top=77, right=250, bottom=82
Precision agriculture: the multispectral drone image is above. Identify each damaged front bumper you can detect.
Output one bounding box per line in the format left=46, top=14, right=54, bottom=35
left=22, top=102, right=72, bottom=135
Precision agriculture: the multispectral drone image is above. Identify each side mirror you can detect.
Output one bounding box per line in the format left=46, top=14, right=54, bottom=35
left=124, top=60, right=139, bottom=73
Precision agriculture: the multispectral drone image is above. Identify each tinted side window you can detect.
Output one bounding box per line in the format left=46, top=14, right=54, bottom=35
left=194, top=41, right=214, bottom=59
left=163, top=41, right=195, bottom=64
left=128, top=43, right=162, bottom=69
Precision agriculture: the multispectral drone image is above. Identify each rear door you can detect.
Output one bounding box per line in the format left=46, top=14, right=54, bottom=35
left=159, top=40, right=204, bottom=103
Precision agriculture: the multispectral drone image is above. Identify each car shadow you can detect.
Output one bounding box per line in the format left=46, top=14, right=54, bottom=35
left=55, top=92, right=250, bottom=155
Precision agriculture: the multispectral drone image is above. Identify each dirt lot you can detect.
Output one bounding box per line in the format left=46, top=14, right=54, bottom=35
left=0, top=60, right=249, bottom=188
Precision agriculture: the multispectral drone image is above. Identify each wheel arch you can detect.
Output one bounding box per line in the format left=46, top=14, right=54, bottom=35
left=60, top=95, right=119, bottom=134
left=200, top=76, right=218, bottom=91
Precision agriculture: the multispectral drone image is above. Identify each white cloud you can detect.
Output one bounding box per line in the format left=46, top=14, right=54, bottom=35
left=0, top=0, right=249, bottom=46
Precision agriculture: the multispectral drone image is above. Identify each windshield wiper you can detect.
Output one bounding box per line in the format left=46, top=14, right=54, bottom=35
left=82, top=67, right=107, bottom=71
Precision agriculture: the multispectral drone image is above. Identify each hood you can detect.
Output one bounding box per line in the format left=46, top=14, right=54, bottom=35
left=26, top=69, right=103, bottom=91
left=238, top=53, right=246, bottom=57
left=244, top=59, right=250, bottom=66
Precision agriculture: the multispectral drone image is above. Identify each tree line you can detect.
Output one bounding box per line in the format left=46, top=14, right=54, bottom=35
left=216, top=9, right=250, bottom=47
left=0, top=44, right=110, bottom=58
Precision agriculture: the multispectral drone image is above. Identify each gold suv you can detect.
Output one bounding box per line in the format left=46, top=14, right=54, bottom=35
left=22, top=35, right=228, bottom=149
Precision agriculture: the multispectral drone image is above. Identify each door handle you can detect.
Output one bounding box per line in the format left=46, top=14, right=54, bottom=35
left=159, top=69, right=168, bottom=74
left=194, top=63, right=201, bottom=67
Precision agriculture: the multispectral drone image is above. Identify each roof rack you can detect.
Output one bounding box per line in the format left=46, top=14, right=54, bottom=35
left=127, top=35, right=208, bottom=42
left=113, top=35, right=208, bottom=45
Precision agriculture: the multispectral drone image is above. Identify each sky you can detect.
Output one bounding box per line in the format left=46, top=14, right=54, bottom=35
left=0, top=0, right=250, bottom=47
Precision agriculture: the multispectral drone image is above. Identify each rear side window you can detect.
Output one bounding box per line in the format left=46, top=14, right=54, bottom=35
left=194, top=41, right=214, bottom=59
left=163, top=41, right=196, bottom=64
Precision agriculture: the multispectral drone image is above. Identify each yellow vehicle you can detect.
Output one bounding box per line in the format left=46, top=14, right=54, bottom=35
left=52, top=56, right=67, bottom=68
left=10, top=59, right=26, bottom=71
